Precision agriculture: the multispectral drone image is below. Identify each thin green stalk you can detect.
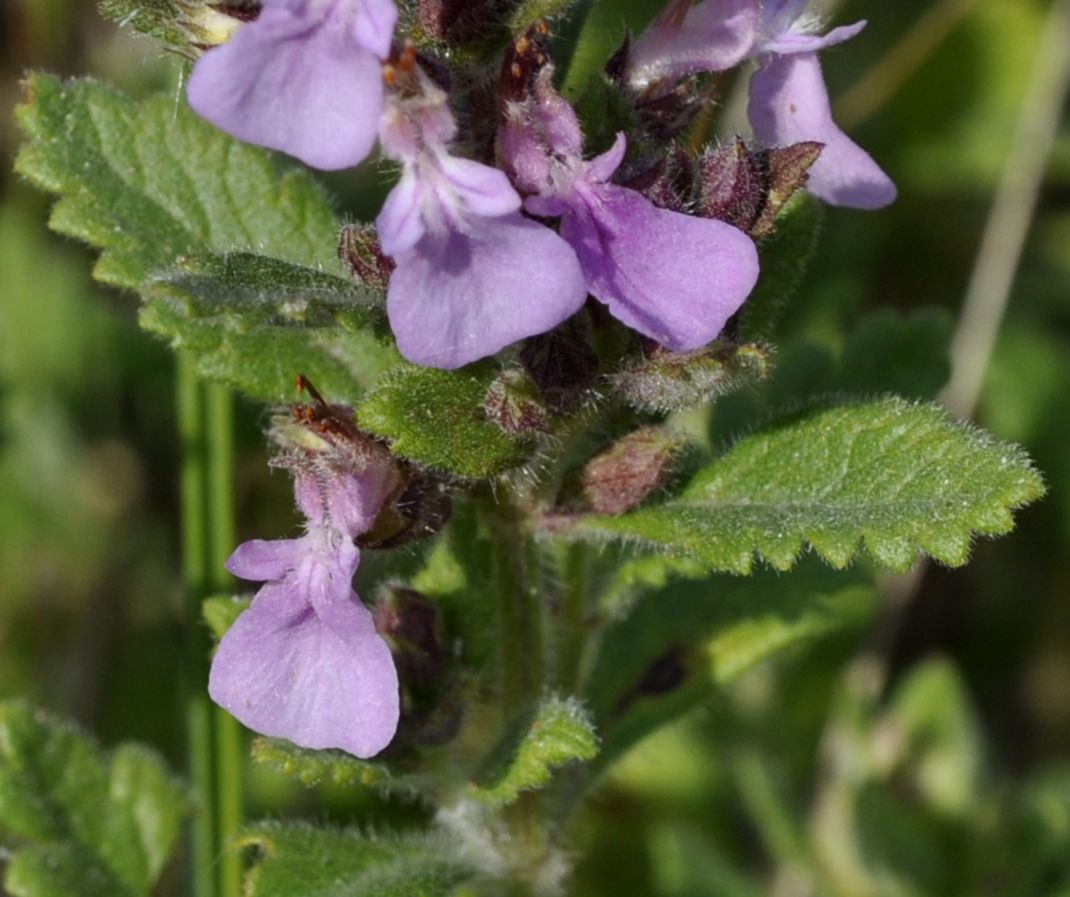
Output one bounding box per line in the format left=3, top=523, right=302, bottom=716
left=485, top=491, right=545, bottom=711
left=206, top=383, right=243, bottom=897
left=178, top=356, right=216, bottom=897
left=554, top=542, right=590, bottom=692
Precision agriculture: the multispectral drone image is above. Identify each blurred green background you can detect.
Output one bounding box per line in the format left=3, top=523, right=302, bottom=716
left=2, top=0, right=1069, bottom=894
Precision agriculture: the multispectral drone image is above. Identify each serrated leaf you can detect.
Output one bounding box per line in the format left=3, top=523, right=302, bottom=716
left=250, top=738, right=435, bottom=800
left=240, top=822, right=476, bottom=897
left=15, top=75, right=391, bottom=402
left=0, top=701, right=187, bottom=897
left=566, top=398, right=1044, bottom=574
left=739, top=192, right=823, bottom=342
left=358, top=364, right=534, bottom=477
left=469, top=698, right=598, bottom=807
left=584, top=562, right=874, bottom=778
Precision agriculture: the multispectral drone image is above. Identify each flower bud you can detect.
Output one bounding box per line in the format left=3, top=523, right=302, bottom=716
left=338, top=223, right=395, bottom=290
left=698, top=137, right=822, bottom=236
left=581, top=427, right=680, bottom=515
left=484, top=369, right=550, bottom=436
left=612, top=341, right=773, bottom=414
left=177, top=1, right=259, bottom=54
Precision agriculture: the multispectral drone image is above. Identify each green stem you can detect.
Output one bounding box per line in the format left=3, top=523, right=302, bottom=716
left=178, top=357, right=216, bottom=897
left=554, top=542, right=589, bottom=692
left=485, top=490, right=545, bottom=712
left=206, top=384, right=243, bottom=897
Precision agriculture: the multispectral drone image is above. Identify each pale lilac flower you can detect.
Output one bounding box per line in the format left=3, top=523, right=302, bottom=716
left=502, top=71, right=759, bottom=352
left=187, top=0, right=398, bottom=170
left=626, top=0, right=895, bottom=209
left=626, top=0, right=759, bottom=91
left=375, top=69, right=587, bottom=369
left=747, top=2, right=896, bottom=208
left=210, top=456, right=401, bottom=758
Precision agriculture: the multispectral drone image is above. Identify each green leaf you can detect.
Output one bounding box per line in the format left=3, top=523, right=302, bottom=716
left=15, top=75, right=392, bottom=402
left=740, top=192, right=824, bottom=342
left=0, top=701, right=187, bottom=897
left=470, top=698, right=598, bottom=807
left=250, top=738, right=434, bottom=800
left=567, top=397, right=1044, bottom=573
left=240, top=822, right=476, bottom=897
left=584, top=562, right=874, bottom=778
left=358, top=364, right=534, bottom=477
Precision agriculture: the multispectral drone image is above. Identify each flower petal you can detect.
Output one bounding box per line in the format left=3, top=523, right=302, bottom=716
left=439, top=156, right=523, bottom=218
left=760, top=20, right=866, bottom=55
left=561, top=185, right=759, bottom=351
left=585, top=132, right=628, bottom=185
left=186, top=5, right=383, bottom=170
left=225, top=538, right=304, bottom=581
left=627, top=0, right=759, bottom=88
left=208, top=580, right=399, bottom=757
left=347, top=0, right=398, bottom=58
left=387, top=213, right=587, bottom=369
left=748, top=52, right=896, bottom=209
left=377, top=169, right=427, bottom=256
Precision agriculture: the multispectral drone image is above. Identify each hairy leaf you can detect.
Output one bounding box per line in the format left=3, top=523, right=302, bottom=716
left=240, top=823, right=476, bottom=897
left=0, top=701, right=187, bottom=897
left=358, top=364, right=534, bottom=477
left=567, top=398, right=1044, bottom=573
left=15, top=75, right=390, bottom=401
left=470, top=698, right=598, bottom=807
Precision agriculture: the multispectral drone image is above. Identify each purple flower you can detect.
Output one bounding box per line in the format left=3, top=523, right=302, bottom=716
left=626, top=0, right=759, bottom=90
left=210, top=450, right=401, bottom=758
left=747, top=4, right=896, bottom=209
left=502, top=71, right=759, bottom=352
left=375, top=68, right=587, bottom=369
left=626, top=0, right=895, bottom=209
left=187, top=0, right=398, bottom=170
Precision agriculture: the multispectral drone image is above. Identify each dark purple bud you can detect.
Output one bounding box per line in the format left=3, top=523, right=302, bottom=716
left=623, top=144, right=696, bottom=214
left=698, top=138, right=823, bottom=236
left=582, top=426, right=679, bottom=515
left=338, top=223, right=394, bottom=290
left=612, top=341, right=773, bottom=414
left=750, top=141, right=823, bottom=236
left=519, top=316, right=600, bottom=414
left=699, top=137, right=765, bottom=231
left=484, top=369, right=551, bottom=436
left=358, top=464, right=452, bottom=550
left=499, top=19, right=553, bottom=103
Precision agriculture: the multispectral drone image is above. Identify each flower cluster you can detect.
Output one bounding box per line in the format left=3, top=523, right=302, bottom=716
left=186, top=0, right=893, bottom=373
left=210, top=397, right=402, bottom=757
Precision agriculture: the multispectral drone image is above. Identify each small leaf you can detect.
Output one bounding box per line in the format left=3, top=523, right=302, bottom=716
left=565, top=397, right=1044, bottom=574
left=358, top=364, right=534, bottom=477
left=470, top=698, right=598, bottom=807
left=0, top=701, right=187, bottom=897
left=240, top=822, right=476, bottom=897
